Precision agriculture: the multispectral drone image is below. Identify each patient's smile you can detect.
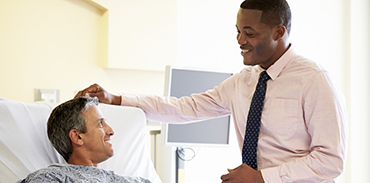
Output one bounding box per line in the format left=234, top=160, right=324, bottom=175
left=105, top=139, right=112, bottom=145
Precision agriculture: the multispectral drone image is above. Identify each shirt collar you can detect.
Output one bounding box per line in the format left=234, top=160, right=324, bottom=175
left=263, top=44, right=295, bottom=81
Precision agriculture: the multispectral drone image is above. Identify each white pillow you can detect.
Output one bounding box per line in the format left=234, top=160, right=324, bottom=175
left=0, top=98, right=64, bottom=181
left=98, top=103, right=161, bottom=182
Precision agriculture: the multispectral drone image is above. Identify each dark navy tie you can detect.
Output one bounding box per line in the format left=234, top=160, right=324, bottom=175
left=242, top=71, right=270, bottom=170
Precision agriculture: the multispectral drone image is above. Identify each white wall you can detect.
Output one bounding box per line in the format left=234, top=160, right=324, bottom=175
left=177, top=0, right=243, bottom=73
left=0, top=0, right=165, bottom=103
left=350, top=0, right=370, bottom=182
left=100, top=0, right=177, bottom=71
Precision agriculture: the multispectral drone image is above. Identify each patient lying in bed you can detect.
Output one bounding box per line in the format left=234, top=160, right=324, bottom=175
left=18, top=97, right=152, bottom=183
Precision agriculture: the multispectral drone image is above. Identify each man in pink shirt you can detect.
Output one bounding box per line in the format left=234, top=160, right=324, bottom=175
left=75, top=0, right=347, bottom=182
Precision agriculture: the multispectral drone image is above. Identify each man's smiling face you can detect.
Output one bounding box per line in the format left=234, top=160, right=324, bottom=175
left=236, top=8, right=280, bottom=69
left=80, top=105, right=115, bottom=166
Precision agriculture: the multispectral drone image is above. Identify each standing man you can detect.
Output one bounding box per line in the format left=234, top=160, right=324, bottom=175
left=75, top=0, right=347, bottom=182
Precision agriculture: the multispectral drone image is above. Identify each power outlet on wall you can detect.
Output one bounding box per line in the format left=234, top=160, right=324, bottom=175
left=34, top=89, right=60, bottom=103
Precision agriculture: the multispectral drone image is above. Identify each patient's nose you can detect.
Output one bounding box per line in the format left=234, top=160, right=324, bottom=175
left=105, top=123, right=114, bottom=136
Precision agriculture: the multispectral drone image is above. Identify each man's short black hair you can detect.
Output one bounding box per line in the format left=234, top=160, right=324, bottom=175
left=240, top=0, right=292, bottom=35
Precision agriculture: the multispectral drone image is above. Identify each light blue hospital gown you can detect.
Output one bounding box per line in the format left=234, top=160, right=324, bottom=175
left=18, top=164, right=152, bottom=183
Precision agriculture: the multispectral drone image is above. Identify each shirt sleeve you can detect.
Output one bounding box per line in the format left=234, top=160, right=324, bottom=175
left=261, top=71, right=348, bottom=182
left=121, top=79, right=233, bottom=123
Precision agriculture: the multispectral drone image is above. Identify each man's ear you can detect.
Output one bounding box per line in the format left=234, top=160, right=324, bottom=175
left=273, top=25, right=286, bottom=41
left=69, top=129, right=84, bottom=146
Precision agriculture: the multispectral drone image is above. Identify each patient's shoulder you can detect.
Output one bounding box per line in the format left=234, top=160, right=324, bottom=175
left=18, top=163, right=152, bottom=183
left=17, top=164, right=65, bottom=183
left=17, top=164, right=71, bottom=183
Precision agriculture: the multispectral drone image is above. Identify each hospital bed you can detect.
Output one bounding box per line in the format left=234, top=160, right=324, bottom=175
left=0, top=98, right=162, bottom=183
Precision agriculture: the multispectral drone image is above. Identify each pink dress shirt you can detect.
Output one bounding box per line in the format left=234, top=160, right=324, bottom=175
left=121, top=46, right=347, bottom=182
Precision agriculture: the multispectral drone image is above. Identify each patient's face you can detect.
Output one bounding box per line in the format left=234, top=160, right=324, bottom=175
left=80, top=105, right=115, bottom=165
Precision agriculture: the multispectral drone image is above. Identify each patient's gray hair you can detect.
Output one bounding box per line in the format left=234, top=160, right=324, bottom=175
left=47, top=97, right=99, bottom=162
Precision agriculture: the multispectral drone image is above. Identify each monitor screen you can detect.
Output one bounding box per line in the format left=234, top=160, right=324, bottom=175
left=161, top=66, right=233, bottom=147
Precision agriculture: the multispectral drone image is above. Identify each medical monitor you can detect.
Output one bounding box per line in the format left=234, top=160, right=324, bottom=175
left=161, top=66, right=233, bottom=147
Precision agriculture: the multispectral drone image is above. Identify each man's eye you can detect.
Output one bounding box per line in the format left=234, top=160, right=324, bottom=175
left=246, top=33, right=253, bottom=37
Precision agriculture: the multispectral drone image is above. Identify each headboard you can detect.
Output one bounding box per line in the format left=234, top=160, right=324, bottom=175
left=0, top=98, right=162, bottom=183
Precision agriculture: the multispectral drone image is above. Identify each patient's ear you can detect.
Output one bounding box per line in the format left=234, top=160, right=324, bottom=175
left=69, top=129, right=84, bottom=146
